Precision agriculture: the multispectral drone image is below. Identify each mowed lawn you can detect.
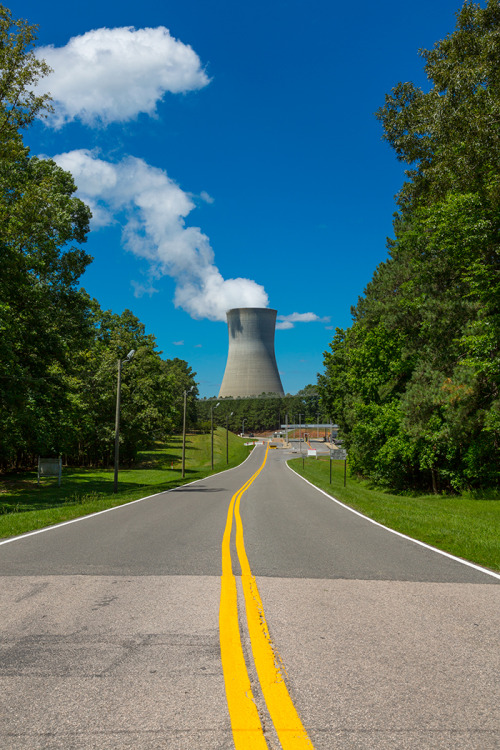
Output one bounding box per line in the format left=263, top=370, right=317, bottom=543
left=290, top=456, right=500, bottom=573
left=0, top=429, right=251, bottom=539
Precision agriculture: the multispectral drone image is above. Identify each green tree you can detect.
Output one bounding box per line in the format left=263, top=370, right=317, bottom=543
left=0, top=5, right=52, bottom=156
left=375, top=0, right=500, bottom=213
left=319, top=1, right=500, bottom=491
left=0, top=154, right=92, bottom=466
left=162, top=358, right=199, bottom=434
left=65, top=307, right=186, bottom=466
left=0, top=5, right=94, bottom=468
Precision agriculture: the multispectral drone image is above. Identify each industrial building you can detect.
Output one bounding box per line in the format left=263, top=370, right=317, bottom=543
left=218, top=308, right=285, bottom=398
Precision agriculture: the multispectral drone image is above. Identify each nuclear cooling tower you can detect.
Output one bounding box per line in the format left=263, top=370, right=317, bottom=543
left=218, top=308, right=285, bottom=398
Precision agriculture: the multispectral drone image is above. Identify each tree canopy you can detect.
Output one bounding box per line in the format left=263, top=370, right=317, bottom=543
left=0, top=5, right=52, bottom=156
left=319, top=0, right=499, bottom=492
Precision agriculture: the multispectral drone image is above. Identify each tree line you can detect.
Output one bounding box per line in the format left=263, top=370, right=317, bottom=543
left=319, top=0, right=499, bottom=492
left=0, top=6, right=197, bottom=471
left=196, top=385, right=325, bottom=435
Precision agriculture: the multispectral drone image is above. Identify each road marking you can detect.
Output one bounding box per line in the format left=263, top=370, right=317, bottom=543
left=220, top=461, right=269, bottom=749
left=287, top=462, right=500, bottom=582
left=220, top=445, right=314, bottom=749
left=234, top=449, right=314, bottom=749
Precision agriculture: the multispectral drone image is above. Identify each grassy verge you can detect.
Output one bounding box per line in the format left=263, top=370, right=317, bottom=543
left=289, top=456, right=500, bottom=573
left=0, top=429, right=251, bottom=539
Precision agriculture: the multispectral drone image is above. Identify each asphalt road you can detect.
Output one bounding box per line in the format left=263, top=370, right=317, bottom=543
left=1, top=443, right=499, bottom=749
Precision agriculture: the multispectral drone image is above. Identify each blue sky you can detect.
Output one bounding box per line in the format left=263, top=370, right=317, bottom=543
left=12, top=0, right=464, bottom=396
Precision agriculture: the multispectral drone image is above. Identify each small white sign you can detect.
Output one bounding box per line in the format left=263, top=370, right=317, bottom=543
left=307, top=449, right=317, bottom=457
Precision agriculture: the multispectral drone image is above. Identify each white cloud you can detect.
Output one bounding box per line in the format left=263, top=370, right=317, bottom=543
left=131, top=281, right=159, bottom=298
left=53, top=149, right=268, bottom=321
left=276, top=312, right=330, bottom=330
left=36, top=26, right=210, bottom=127
left=173, top=341, right=184, bottom=346
left=200, top=190, right=214, bottom=204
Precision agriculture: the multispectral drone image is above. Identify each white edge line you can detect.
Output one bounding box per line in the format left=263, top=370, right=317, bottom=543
left=286, top=460, right=500, bottom=582
left=0, top=443, right=260, bottom=548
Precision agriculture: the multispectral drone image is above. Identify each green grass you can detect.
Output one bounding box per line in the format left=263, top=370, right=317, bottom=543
left=290, top=456, right=500, bottom=573
left=0, top=429, right=251, bottom=539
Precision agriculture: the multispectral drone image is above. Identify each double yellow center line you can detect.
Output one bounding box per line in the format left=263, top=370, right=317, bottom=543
left=219, top=443, right=314, bottom=749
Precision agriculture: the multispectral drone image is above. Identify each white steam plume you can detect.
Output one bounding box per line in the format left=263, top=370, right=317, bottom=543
left=52, top=150, right=269, bottom=321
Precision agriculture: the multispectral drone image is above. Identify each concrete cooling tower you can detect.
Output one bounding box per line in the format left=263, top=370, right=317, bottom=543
left=218, top=308, right=285, bottom=398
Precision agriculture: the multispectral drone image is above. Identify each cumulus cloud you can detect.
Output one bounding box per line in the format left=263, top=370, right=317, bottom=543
left=36, top=26, right=210, bottom=127
left=52, top=149, right=268, bottom=321
left=276, top=312, right=330, bottom=330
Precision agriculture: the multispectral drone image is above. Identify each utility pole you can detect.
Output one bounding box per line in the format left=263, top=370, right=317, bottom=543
left=181, top=389, right=188, bottom=478
left=211, top=402, right=220, bottom=470
left=113, top=349, right=135, bottom=493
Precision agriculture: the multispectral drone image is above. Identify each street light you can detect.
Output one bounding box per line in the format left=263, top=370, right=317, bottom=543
left=242, top=418, right=246, bottom=437
left=211, top=401, right=220, bottom=470
left=226, top=411, right=234, bottom=464
left=114, top=349, right=135, bottom=493
left=182, top=386, right=194, bottom=479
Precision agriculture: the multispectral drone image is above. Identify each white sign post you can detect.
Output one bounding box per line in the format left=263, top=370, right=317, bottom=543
left=329, top=449, right=348, bottom=486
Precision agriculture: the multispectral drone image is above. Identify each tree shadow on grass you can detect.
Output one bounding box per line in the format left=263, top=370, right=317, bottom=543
left=0, top=439, right=218, bottom=515
left=0, top=463, right=211, bottom=513
left=137, top=441, right=203, bottom=469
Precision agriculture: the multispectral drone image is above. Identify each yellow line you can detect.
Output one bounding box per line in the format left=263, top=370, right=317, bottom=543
left=219, top=463, right=269, bottom=749
left=219, top=444, right=315, bottom=749
left=234, top=445, right=314, bottom=749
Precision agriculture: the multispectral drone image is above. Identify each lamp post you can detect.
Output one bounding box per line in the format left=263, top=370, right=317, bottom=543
left=182, top=386, right=194, bottom=479
left=211, top=402, right=220, bottom=470
left=226, top=411, right=234, bottom=464
left=242, top=418, right=245, bottom=437
left=299, top=413, right=302, bottom=454
left=114, top=349, right=135, bottom=493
